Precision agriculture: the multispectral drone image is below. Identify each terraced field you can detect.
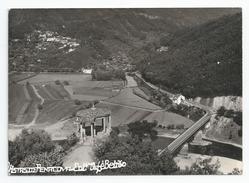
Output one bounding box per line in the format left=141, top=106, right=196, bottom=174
left=9, top=83, right=41, bottom=124
left=18, top=73, right=92, bottom=85
left=35, top=84, right=71, bottom=100
left=9, top=84, right=29, bottom=123
left=19, top=73, right=124, bottom=101
left=36, top=100, right=89, bottom=124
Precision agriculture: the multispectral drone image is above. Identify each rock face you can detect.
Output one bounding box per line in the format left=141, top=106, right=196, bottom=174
left=194, top=96, right=242, bottom=145
left=194, top=96, right=242, bottom=111
left=204, top=116, right=242, bottom=145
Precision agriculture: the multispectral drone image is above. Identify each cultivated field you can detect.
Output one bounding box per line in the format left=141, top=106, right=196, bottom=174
left=105, top=88, right=161, bottom=110
left=36, top=100, right=90, bottom=125
left=9, top=83, right=40, bottom=124
left=18, top=73, right=92, bottom=85
left=19, top=73, right=124, bottom=101
left=9, top=72, right=37, bottom=83
left=144, top=111, right=194, bottom=129
left=9, top=73, right=123, bottom=126
left=96, top=103, right=152, bottom=126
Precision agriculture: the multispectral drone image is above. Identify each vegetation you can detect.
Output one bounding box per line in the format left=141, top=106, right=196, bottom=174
left=168, top=104, right=205, bottom=121
left=9, top=129, right=55, bottom=166
left=94, top=129, right=178, bottom=175
left=140, top=13, right=242, bottom=98
left=217, top=106, right=242, bottom=126
left=92, top=67, right=126, bottom=81
left=8, top=129, right=78, bottom=168
left=55, top=80, right=61, bottom=85
left=127, top=120, right=158, bottom=141
left=63, top=80, right=69, bottom=85
left=19, top=145, right=65, bottom=167
left=176, top=158, right=221, bottom=175
left=134, top=75, right=172, bottom=108
left=74, top=99, right=81, bottom=105
left=61, top=133, right=79, bottom=151
left=37, top=104, right=43, bottom=110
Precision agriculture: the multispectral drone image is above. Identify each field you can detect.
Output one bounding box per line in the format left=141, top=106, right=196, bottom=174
left=144, top=111, right=194, bottom=129
left=18, top=73, right=92, bottom=85
left=9, top=73, right=124, bottom=126
left=9, top=84, right=29, bottom=123
left=36, top=100, right=90, bottom=125
left=19, top=73, right=124, bottom=101
left=105, top=88, right=161, bottom=110
left=9, top=72, right=37, bottom=83
left=96, top=103, right=152, bottom=126
left=9, top=83, right=40, bottom=124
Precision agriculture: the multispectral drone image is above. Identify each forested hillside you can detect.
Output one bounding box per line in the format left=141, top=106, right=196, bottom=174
left=9, top=9, right=239, bottom=71
left=140, top=13, right=242, bottom=98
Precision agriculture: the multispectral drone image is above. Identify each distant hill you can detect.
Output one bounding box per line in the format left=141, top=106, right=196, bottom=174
left=9, top=9, right=240, bottom=70
left=140, top=13, right=242, bottom=98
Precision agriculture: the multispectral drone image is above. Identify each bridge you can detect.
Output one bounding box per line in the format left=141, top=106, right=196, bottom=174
left=158, top=110, right=214, bottom=155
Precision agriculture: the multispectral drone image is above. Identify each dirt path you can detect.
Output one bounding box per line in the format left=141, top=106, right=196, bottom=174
left=8, top=85, right=45, bottom=133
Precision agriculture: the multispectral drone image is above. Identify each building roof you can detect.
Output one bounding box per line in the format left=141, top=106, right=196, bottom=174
left=76, top=107, right=111, bottom=123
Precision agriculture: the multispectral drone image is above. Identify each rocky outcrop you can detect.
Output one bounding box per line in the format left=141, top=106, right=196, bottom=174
left=204, top=116, right=242, bottom=145
left=194, top=96, right=242, bottom=111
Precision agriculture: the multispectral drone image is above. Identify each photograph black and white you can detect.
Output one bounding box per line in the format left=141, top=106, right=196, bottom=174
left=8, top=8, right=242, bottom=175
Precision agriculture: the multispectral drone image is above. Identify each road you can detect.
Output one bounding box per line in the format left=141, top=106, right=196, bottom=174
left=134, top=72, right=215, bottom=155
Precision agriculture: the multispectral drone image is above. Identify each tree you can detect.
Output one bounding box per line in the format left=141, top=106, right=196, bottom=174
left=127, top=120, right=158, bottom=141
left=61, top=133, right=79, bottom=151
left=179, top=158, right=221, bottom=175
left=55, top=80, right=61, bottom=85
left=228, top=168, right=242, bottom=175
left=74, top=99, right=81, bottom=105
left=19, top=145, right=65, bottom=167
left=63, top=80, right=69, bottom=85
left=37, top=104, right=43, bottom=110
left=94, top=131, right=178, bottom=175
left=9, top=129, right=55, bottom=166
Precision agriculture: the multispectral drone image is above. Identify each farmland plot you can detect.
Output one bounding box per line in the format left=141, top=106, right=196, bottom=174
left=18, top=73, right=91, bottom=85
left=96, top=103, right=152, bottom=126
left=105, top=88, right=161, bottom=110
left=9, top=84, right=29, bottom=123
left=36, top=100, right=90, bottom=124
left=144, top=111, right=194, bottom=129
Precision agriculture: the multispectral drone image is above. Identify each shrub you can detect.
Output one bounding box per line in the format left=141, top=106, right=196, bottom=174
left=55, top=80, right=61, bottom=85
left=61, top=133, right=79, bottom=151
left=37, top=104, right=43, bottom=110
left=176, top=124, right=184, bottom=129
left=74, top=99, right=81, bottom=105
left=9, top=129, right=55, bottom=166
left=238, top=128, right=242, bottom=137
left=167, top=124, right=175, bottom=129
left=63, top=80, right=69, bottom=85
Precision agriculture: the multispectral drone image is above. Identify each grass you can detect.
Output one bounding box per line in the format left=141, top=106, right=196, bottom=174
left=9, top=84, right=27, bottom=123
left=106, top=88, right=161, bottom=110
left=36, top=100, right=90, bottom=124
left=9, top=73, right=37, bottom=83
left=96, top=103, right=152, bottom=127
left=144, top=111, right=194, bottom=129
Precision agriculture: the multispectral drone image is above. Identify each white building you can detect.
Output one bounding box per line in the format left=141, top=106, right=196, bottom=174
left=171, top=94, right=186, bottom=105
left=82, top=68, right=92, bottom=74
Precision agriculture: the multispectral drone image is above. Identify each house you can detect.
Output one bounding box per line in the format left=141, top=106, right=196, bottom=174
left=171, top=94, right=186, bottom=105
left=82, top=68, right=93, bottom=74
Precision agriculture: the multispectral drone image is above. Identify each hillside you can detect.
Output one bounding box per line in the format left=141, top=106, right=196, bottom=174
left=140, top=13, right=242, bottom=98
left=9, top=9, right=240, bottom=72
